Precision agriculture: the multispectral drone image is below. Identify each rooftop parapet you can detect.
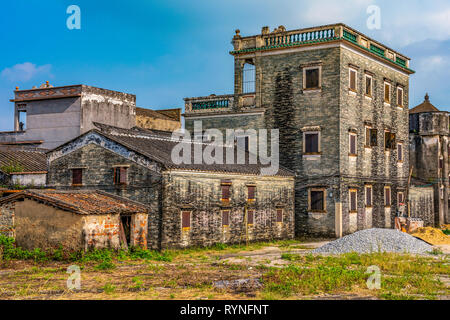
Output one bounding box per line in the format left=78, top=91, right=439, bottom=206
left=231, top=23, right=413, bottom=72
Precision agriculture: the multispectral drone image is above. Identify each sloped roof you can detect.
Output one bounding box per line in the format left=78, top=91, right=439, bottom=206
left=0, top=149, right=47, bottom=173
left=50, top=122, right=294, bottom=177
left=409, top=94, right=440, bottom=114
left=0, top=189, right=148, bottom=215
left=136, top=107, right=176, bottom=121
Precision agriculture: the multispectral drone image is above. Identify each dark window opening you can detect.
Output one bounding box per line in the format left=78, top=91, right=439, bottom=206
left=385, top=188, right=391, bottom=207
left=72, top=169, right=82, bottom=185
left=397, top=144, right=403, bottom=162
left=247, top=186, right=256, bottom=201
left=305, top=68, right=319, bottom=89
left=276, top=209, right=283, bottom=223
left=120, top=215, right=131, bottom=247
left=221, top=184, right=231, bottom=201
left=350, top=190, right=357, bottom=212
left=222, top=210, right=230, bottom=226
left=310, top=190, right=325, bottom=212
left=349, top=134, right=357, bottom=155
left=385, top=132, right=396, bottom=150
left=182, top=211, right=191, bottom=229
left=114, top=167, right=128, bottom=185
left=365, top=186, right=372, bottom=207
left=247, top=210, right=254, bottom=225
left=305, top=133, right=319, bottom=154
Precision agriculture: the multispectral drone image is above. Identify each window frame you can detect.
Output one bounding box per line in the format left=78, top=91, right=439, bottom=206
left=397, top=143, right=403, bottom=162
left=397, top=87, right=404, bottom=108
left=308, top=188, right=326, bottom=213
left=247, top=185, right=256, bottom=203
left=365, top=74, right=373, bottom=97
left=181, top=210, right=191, bottom=231
left=349, top=67, right=358, bottom=92
left=384, top=186, right=391, bottom=207
left=365, top=185, right=373, bottom=207
left=303, top=131, right=321, bottom=155
left=349, top=132, right=357, bottom=156
left=349, top=189, right=358, bottom=213
left=247, top=209, right=254, bottom=226
left=397, top=192, right=405, bottom=206
left=222, top=210, right=230, bottom=227
left=276, top=208, right=283, bottom=223
left=71, top=168, right=83, bottom=186
left=384, top=131, right=396, bottom=150
left=221, top=183, right=231, bottom=202
left=303, top=66, right=322, bottom=91
left=113, top=166, right=128, bottom=185
left=384, top=82, right=391, bottom=104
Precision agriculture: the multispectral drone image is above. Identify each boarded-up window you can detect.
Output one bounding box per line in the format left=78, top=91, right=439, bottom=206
left=276, top=209, right=283, bottom=223
left=349, top=190, right=357, bottom=212
left=247, top=210, right=254, bottom=225
left=349, top=69, right=357, bottom=91
left=72, top=169, right=82, bottom=185
left=365, top=186, right=372, bottom=207
left=305, top=68, right=319, bottom=89
left=384, top=187, right=391, bottom=207
left=310, top=190, right=325, bottom=212
left=221, top=185, right=230, bottom=201
left=384, top=83, right=391, bottom=103
left=182, top=211, right=191, bottom=229
left=385, top=132, right=396, bottom=150
left=247, top=186, right=256, bottom=201
left=349, top=134, right=357, bottom=155
left=114, top=167, right=128, bottom=185
left=397, top=87, right=404, bottom=106
left=397, top=144, right=403, bottom=162
left=222, top=210, right=230, bottom=226
left=365, top=75, right=372, bottom=96
left=304, top=133, right=319, bottom=154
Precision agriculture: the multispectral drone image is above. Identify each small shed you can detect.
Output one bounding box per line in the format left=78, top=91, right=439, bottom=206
left=0, top=149, right=48, bottom=187
left=0, top=189, right=148, bottom=251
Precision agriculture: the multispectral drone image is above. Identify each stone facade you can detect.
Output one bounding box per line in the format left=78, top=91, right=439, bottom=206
left=409, top=185, right=435, bottom=227
left=409, top=96, right=450, bottom=226
left=0, top=201, right=15, bottom=238
left=184, top=23, right=414, bottom=237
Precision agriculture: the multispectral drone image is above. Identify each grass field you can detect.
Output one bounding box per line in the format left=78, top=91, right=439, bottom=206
left=0, top=239, right=448, bottom=300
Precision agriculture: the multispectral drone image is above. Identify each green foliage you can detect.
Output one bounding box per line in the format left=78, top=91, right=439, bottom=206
left=128, top=246, right=173, bottom=262
left=94, top=260, right=116, bottom=270
left=443, top=229, right=450, bottom=236
left=0, top=161, right=24, bottom=174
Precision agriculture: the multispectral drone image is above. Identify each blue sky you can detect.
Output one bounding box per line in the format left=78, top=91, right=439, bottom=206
left=0, top=0, right=449, bottom=130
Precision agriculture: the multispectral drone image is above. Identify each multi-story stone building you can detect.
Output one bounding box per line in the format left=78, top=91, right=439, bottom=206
left=409, top=94, right=449, bottom=226
left=0, top=82, right=181, bottom=150
left=46, top=123, right=295, bottom=249
left=184, top=23, right=415, bottom=237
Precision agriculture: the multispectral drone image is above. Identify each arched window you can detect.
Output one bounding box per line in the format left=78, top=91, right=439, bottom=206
left=242, top=63, right=255, bottom=93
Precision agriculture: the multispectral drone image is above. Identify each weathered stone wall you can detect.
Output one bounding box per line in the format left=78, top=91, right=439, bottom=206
left=409, top=186, right=434, bottom=227
left=136, top=114, right=180, bottom=132
left=185, top=113, right=265, bottom=134
left=82, top=214, right=121, bottom=250
left=160, top=171, right=295, bottom=249
left=10, top=173, right=46, bottom=187
left=0, top=202, right=15, bottom=238
left=47, top=143, right=162, bottom=249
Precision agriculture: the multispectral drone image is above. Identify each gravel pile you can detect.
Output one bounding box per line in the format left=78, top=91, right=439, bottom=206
left=313, top=228, right=434, bottom=255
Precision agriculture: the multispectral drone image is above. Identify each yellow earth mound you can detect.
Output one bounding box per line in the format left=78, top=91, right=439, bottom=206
left=411, top=227, right=450, bottom=245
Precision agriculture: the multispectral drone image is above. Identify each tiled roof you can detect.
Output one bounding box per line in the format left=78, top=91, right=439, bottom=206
left=409, top=94, right=440, bottom=114
left=136, top=107, right=176, bottom=121
left=0, top=189, right=148, bottom=215
left=80, top=123, right=294, bottom=177
left=0, top=149, right=47, bottom=173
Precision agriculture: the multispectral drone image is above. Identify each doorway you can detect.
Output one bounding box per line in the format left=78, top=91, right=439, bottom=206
left=120, top=215, right=131, bottom=248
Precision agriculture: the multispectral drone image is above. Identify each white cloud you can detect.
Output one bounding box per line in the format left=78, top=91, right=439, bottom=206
left=1, top=62, right=52, bottom=82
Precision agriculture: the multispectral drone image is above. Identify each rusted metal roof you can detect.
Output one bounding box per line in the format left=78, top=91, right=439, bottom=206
left=0, top=149, right=47, bottom=173
left=0, top=189, right=148, bottom=215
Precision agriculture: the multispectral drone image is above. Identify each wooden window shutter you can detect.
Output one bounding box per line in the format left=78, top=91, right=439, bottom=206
left=350, top=70, right=356, bottom=90
left=276, top=209, right=283, bottom=223
left=350, top=190, right=357, bottom=212
left=72, top=169, right=82, bottom=185
left=119, top=167, right=128, bottom=184
left=247, top=210, right=254, bottom=225
left=366, top=186, right=372, bottom=207
left=350, top=134, right=357, bottom=155
left=221, top=185, right=230, bottom=200
left=398, top=144, right=403, bottom=161
left=222, top=210, right=229, bottom=226
left=182, top=211, right=191, bottom=228
left=385, top=188, right=391, bottom=206
left=248, top=186, right=255, bottom=201
left=310, top=190, right=324, bottom=211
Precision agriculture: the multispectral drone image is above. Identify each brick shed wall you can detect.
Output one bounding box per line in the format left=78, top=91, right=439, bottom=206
left=0, top=202, right=15, bottom=238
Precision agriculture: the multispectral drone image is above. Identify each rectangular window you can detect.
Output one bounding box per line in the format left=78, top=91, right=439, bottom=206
left=368, top=128, right=378, bottom=147
left=304, top=132, right=319, bottom=154
left=349, top=68, right=357, bottom=91
left=384, top=82, right=391, bottom=104
left=247, top=210, right=254, bottom=225
left=439, top=158, right=444, bottom=169
left=72, top=168, right=82, bottom=185
left=182, top=211, right=191, bottom=229
left=365, top=185, right=373, bottom=207
left=114, top=167, right=128, bottom=185
left=384, top=187, right=391, bottom=207
left=222, top=210, right=230, bottom=227
left=397, top=87, right=404, bottom=107
left=304, top=67, right=320, bottom=89
left=397, top=143, right=403, bottom=162
left=309, top=189, right=325, bottom=212
left=349, top=133, right=357, bottom=156
left=349, top=189, right=357, bottom=212
left=276, top=209, right=283, bottom=223
left=247, top=185, right=256, bottom=202
left=398, top=192, right=405, bottom=205
left=221, top=184, right=231, bottom=201
left=385, top=132, right=396, bottom=150
left=365, top=75, right=373, bottom=97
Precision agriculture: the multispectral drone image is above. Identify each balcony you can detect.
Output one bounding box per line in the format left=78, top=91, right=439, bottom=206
left=184, top=93, right=257, bottom=114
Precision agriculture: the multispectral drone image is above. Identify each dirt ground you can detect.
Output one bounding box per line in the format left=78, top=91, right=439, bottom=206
left=0, top=239, right=448, bottom=300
